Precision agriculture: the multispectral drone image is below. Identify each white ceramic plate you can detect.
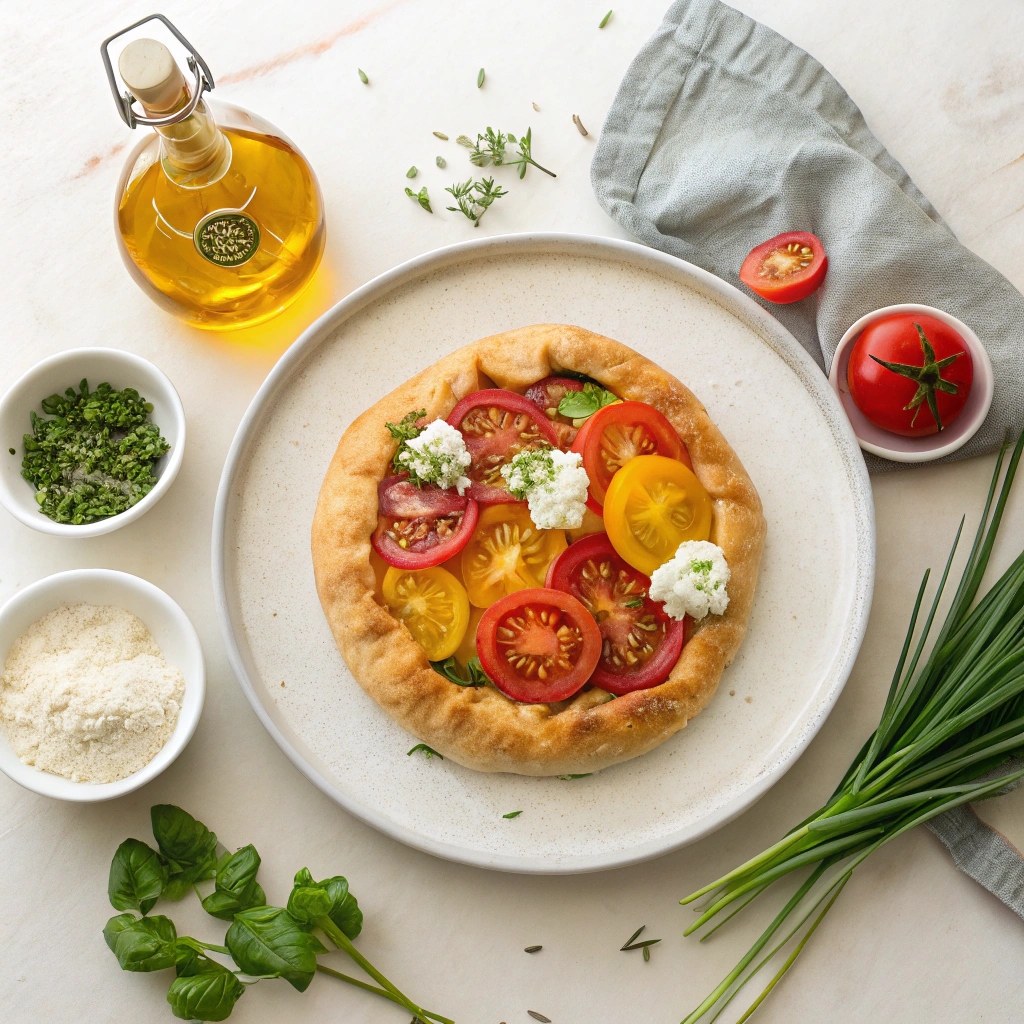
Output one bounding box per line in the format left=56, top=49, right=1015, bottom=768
left=212, top=234, right=874, bottom=874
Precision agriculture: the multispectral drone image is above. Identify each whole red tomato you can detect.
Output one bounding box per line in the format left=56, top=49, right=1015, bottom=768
left=846, top=314, right=973, bottom=437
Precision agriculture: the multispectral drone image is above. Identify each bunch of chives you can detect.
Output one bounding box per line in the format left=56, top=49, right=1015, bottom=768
left=681, top=429, right=1024, bottom=1024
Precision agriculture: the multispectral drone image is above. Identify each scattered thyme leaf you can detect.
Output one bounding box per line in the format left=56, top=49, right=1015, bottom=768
left=404, top=185, right=432, bottom=214
left=407, top=743, right=442, bottom=760
left=599, top=9, right=613, bottom=28
left=445, top=176, right=508, bottom=227
left=556, top=773, right=593, bottom=780
left=436, top=155, right=446, bottom=168
left=477, top=67, right=485, bottom=88
left=532, top=101, right=540, bottom=111
left=433, top=131, right=449, bottom=140
left=8, top=448, right=15, bottom=455
left=622, top=938, right=661, bottom=950
left=621, top=926, right=645, bottom=950
left=573, top=113, right=589, bottom=137
left=524, top=945, right=543, bottom=953
left=528, top=1013, right=552, bottom=1023
left=20, top=378, right=170, bottom=524
left=358, top=68, right=369, bottom=84
left=503, top=811, right=523, bottom=819
left=406, top=166, right=418, bottom=179
left=456, top=135, right=475, bottom=148
left=623, top=597, right=644, bottom=609
left=643, top=945, right=650, bottom=962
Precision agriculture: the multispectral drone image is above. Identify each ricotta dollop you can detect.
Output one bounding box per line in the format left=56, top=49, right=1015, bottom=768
left=501, top=447, right=590, bottom=530
left=649, top=540, right=730, bottom=621
left=397, top=419, right=472, bottom=495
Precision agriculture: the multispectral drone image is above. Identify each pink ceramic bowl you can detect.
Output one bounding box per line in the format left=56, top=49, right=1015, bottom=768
left=828, top=304, right=994, bottom=463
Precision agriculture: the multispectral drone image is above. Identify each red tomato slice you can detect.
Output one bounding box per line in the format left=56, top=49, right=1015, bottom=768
left=739, top=231, right=827, bottom=304
left=524, top=376, right=584, bottom=449
left=546, top=534, right=684, bottom=694
left=372, top=474, right=479, bottom=569
left=447, top=389, right=560, bottom=503
left=476, top=588, right=602, bottom=703
left=571, top=401, right=691, bottom=511
left=847, top=313, right=973, bottom=437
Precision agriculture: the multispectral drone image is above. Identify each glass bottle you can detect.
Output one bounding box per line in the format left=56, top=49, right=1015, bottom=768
left=102, top=17, right=325, bottom=330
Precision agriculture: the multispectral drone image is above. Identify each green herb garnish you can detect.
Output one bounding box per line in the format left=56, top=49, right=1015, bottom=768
left=404, top=185, right=432, bottom=213
left=104, top=804, right=452, bottom=1023
left=20, top=378, right=170, bottom=525
left=599, top=9, right=613, bottom=28
left=503, top=811, right=523, bottom=819
left=445, top=176, right=508, bottom=226
left=357, top=68, right=369, bottom=84
left=407, top=743, right=443, bottom=759
left=680, top=429, right=1024, bottom=1023
left=556, top=382, right=619, bottom=423
left=477, top=67, right=485, bottom=88
left=468, top=126, right=556, bottom=179
left=385, top=409, right=426, bottom=473
left=431, top=655, right=490, bottom=687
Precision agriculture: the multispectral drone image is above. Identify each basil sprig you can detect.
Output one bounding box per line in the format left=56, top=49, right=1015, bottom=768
left=102, top=804, right=451, bottom=1023
left=556, top=382, right=619, bottom=422
left=431, top=655, right=491, bottom=686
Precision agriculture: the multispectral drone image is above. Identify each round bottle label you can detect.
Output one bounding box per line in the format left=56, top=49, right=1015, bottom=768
left=193, top=211, right=261, bottom=267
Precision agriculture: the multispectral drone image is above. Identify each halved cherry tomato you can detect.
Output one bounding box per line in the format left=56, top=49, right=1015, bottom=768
left=372, top=474, right=479, bottom=569
left=603, top=454, right=712, bottom=575
left=739, top=231, right=827, bottom=304
left=524, top=376, right=584, bottom=449
left=461, top=504, right=567, bottom=608
left=546, top=534, right=684, bottom=694
left=847, top=313, right=973, bottom=437
left=447, top=389, right=560, bottom=503
left=381, top=564, right=469, bottom=661
left=477, top=588, right=602, bottom=703
left=571, top=401, right=691, bottom=512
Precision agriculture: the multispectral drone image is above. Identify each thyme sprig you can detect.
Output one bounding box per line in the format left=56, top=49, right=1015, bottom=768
left=468, top=127, right=556, bottom=179
left=445, top=176, right=508, bottom=226
left=679, top=428, right=1024, bottom=1023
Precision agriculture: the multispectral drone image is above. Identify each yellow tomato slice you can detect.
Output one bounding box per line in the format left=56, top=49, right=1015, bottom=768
left=565, top=505, right=606, bottom=546
left=454, top=605, right=485, bottom=667
left=603, top=454, right=712, bottom=575
left=461, top=504, right=568, bottom=609
left=381, top=565, right=469, bottom=661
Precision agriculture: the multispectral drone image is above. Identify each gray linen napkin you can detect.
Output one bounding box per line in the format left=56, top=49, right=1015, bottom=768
left=591, top=0, right=1023, bottom=472
left=592, top=0, right=1024, bottom=914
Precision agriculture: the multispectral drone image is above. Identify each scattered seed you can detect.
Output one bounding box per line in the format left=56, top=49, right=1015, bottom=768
left=433, top=131, right=449, bottom=140
left=357, top=68, right=369, bottom=85
left=436, top=155, right=446, bottom=168
left=524, top=945, right=542, bottom=953
left=572, top=114, right=589, bottom=136
left=528, top=1013, right=551, bottom=1023
left=599, top=9, right=613, bottom=28
left=477, top=67, right=486, bottom=88
left=643, top=946, right=650, bottom=962
left=620, top=926, right=645, bottom=950
left=503, top=810, right=523, bottom=819
left=532, top=101, right=541, bottom=112
left=406, top=166, right=418, bottom=179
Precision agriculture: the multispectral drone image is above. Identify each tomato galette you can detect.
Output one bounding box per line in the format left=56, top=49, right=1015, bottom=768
left=311, top=324, right=766, bottom=776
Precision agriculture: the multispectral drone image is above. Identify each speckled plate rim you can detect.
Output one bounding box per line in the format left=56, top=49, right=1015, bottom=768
left=212, top=233, right=875, bottom=874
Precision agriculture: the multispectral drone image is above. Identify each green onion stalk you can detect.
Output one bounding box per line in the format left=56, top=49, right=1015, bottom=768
left=680, top=429, right=1024, bottom=1024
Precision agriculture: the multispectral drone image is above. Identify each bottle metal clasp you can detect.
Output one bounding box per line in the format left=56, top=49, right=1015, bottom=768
left=100, top=13, right=215, bottom=129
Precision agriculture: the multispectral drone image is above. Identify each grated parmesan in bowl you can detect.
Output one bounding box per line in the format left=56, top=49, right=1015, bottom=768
left=0, top=569, right=204, bottom=801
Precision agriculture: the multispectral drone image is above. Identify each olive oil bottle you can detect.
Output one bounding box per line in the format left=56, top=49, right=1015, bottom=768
left=102, top=16, right=325, bottom=330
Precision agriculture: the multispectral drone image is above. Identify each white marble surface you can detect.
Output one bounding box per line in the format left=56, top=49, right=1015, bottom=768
left=2, top=1, right=1024, bottom=1022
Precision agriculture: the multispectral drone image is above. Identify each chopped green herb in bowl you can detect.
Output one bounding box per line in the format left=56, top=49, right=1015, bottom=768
left=20, top=378, right=170, bottom=524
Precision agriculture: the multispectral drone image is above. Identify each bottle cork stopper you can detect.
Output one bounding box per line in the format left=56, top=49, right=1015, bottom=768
left=118, top=38, right=188, bottom=114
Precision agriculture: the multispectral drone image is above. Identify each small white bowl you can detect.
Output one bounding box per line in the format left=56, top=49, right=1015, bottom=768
left=828, top=304, right=994, bottom=463
left=0, top=569, right=204, bottom=802
left=0, top=348, right=185, bottom=535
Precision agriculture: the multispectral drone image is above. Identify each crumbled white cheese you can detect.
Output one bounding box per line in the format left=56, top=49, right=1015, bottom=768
left=501, top=447, right=590, bottom=530
left=397, top=419, right=472, bottom=494
left=649, top=541, right=730, bottom=621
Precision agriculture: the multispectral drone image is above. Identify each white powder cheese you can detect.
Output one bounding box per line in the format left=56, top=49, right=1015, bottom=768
left=0, top=603, right=185, bottom=783
left=397, top=419, right=472, bottom=494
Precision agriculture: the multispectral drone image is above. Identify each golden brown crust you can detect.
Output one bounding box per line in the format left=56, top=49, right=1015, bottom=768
left=311, top=325, right=766, bottom=775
